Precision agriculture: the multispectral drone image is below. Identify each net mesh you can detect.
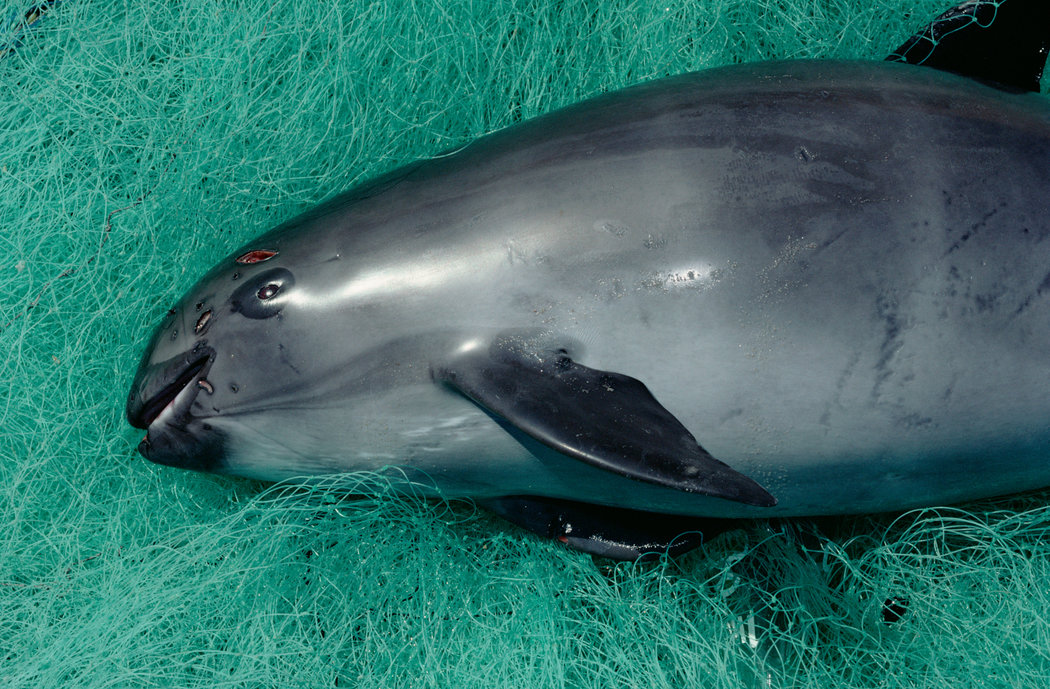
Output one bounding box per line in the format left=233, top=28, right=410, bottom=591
left=2, top=0, right=1048, bottom=686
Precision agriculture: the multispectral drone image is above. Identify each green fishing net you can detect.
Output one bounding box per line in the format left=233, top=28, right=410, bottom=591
left=2, top=0, right=1049, bottom=686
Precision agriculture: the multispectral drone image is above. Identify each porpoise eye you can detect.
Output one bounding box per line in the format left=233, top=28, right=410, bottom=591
left=194, top=309, right=213, bottom=334
left=230, top=267, right=295, bottom=319
left=257, top=283, right=280, bottom=300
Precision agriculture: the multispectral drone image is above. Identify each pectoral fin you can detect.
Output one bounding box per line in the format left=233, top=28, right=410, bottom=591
left=483, top=496, right=734, bottom=560
left=434, top=335, right=775, bottom=508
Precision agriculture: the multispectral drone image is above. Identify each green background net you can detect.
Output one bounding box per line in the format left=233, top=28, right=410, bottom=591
left=2, top=0, right=1049, bottom=686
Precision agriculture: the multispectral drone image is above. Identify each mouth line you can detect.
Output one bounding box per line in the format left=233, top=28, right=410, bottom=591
left=136, top=355, right=210, bottom=429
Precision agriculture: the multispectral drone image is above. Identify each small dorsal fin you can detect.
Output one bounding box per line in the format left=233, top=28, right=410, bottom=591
left=886, top=0, right=1050, bottom=92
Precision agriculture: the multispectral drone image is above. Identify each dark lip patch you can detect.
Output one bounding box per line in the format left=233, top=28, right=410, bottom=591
left=131, top=355, right=210, bottom=429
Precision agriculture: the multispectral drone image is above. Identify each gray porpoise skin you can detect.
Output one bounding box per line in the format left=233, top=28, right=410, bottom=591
left=127, top=60, right=1050, bottom=521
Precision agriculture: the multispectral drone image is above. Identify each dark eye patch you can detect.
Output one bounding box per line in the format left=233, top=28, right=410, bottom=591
left=230, top=267, right=295, bottom=319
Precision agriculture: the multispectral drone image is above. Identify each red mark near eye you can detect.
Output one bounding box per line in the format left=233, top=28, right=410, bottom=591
left=235, top=249, right=278, bottom=264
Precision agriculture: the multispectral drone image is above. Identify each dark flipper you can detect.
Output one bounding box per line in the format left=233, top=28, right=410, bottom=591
left=434, top=334, right=775, bottom=507
left=484, top=495, right=734, bottom=560
left=886, top=0, right=1050, bottom=92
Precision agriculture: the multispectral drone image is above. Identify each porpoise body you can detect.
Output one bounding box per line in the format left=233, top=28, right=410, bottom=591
left=127, top=1, right=1050, bottom=557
